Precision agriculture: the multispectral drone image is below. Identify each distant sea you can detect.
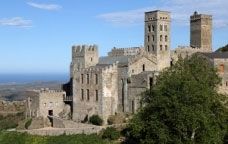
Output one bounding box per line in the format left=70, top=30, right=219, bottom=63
left=0, top=73, right=69, bottom=84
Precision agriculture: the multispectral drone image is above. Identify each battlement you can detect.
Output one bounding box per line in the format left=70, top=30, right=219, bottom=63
left=33, top=88, right=65, bottom=94
left=190, top=11, right=212, bottom=22
left=108, top=46, right=143, bottom=57
left=145, top=10, right=171, bottom=22
left=72, top=44, right=98, bottom=58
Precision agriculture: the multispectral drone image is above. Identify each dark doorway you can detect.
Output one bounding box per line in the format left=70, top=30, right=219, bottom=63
left=48, top=110, right=53, bottom=127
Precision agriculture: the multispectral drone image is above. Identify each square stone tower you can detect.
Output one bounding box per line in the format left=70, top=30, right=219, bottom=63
left=144, top=10, right=171, bottom=70
left=190, top=11, right=212, bottom=52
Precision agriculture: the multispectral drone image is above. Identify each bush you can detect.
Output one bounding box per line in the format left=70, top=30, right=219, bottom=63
left=102, top=127, right=120, bottom=140
left=89, top=115, right=103, bottom=126
left=25, top=118, right=32, bottom=129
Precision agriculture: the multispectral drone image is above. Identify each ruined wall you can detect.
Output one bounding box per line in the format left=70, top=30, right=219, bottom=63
left=0, top=100, right=25, bottom=116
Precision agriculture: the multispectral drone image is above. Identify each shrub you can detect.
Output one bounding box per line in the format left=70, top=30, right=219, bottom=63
left=25, top=118, right=32, bottom=129
left=89, top=115, right=103, bottom=126
left=102, top=127, right=120, bottom=140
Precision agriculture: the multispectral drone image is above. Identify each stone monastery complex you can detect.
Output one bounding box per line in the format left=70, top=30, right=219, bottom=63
left=27, top=10, right=228, bottom=128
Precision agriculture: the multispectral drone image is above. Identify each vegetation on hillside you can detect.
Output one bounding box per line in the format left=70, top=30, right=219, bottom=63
left=0, top=132, right=112, bottom=144
left=216, top=44, right=228, bottom=52
left=127, top=54, right=228, bottom=143
left=0, top=112, right=25, bottom=130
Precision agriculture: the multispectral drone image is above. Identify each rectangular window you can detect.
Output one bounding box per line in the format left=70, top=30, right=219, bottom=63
left=87, top=74, right=89, bottom=84
left=147, top=45, right=150, bottom=52
left=87, top=89, right=90, bottom=101
left=95, top=90, right=98, bottom=101
left=160, top=45, right=162, bottom=51
left=81, top=89, right=84, bottom=100
left=152, top=35, right=155, bottom=41
left=95, top=74, right=98, bottom=84
left=81, top=74, right=84, bottom=84
left=147, top=35, right=150, bottom=42
left=152, top=45, right=155, bottom=51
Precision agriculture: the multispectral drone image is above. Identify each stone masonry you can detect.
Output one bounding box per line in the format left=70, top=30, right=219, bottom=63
left=26, top=10, right=228, bottom=128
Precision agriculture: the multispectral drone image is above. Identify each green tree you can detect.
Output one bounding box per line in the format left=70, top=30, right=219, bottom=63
left=127, top=54, right=228, bottom=144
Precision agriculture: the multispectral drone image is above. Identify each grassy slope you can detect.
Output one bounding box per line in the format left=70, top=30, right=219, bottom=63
left=0, top=132, right=114, bottom=144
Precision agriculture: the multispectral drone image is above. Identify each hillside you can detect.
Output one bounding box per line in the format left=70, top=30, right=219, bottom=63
left=215, top=44, right=228, bottom=52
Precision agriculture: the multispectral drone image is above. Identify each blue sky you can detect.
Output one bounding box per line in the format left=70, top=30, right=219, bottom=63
left=0, top=0, right=228, bottom=74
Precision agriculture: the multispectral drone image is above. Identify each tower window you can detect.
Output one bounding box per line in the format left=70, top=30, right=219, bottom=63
left=160, top=45, right=162, bottom=51
left=152, top=35, right=155, bottom=41
left=147, top=45, right=150, bottom=52
left=160, top=35, right=163, bottom=42
left=81, top=89, right=84, bottom=100
left=87, top=89, right=90, bottom=101
left=164, top=25, right=168, bottom=31
left=95, top=90, right=98, bottom=101
left=152, top=45, right=155, bottom=51
left=165, top=45, right=168, bottom=51
left=142, top=64, right=145, bottom=71
left=91, top=57, right=93, bottom=62
left=148, top=25, right=151, bottom=32
left=152, top=25, right=155, bottom=31
left=160, top=25, right=163, bottom=31
left=147, top=35, right=150, bottom=42
left=81, top=74, right=84, bottom=84
left=87, top=74, right=89, bottom=84
left=95, top=74, right=98, bottom=84
left=165, top=35, right=168, bottom=42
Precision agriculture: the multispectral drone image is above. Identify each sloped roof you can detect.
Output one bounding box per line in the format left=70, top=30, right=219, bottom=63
left=98, top=56, right=133, bottom=65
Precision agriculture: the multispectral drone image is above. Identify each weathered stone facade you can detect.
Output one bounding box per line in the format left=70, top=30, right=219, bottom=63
left=190, top=11, right=212, bottom=52
left=27, top=89, right=66, bottom=118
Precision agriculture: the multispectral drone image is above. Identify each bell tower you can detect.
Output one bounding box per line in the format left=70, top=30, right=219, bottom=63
left=144, top=10, right=171, bottom=70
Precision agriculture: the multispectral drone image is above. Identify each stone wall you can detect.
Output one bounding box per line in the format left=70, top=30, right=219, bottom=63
left=0, top=100, right=25, bottom=116
left=213, top=58, right=228, bottom=94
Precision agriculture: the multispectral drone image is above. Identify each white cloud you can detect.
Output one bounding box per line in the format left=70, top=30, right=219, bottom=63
left=0, top=17, right=32, bottom=28
left=27, top=2, right=62, bottom=11
left=97, top=0, right=228, bottom=28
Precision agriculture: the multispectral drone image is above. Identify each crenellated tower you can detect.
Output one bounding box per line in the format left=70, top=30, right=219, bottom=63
left=190, top=11, right=212, bottom=52
left=70, top=45, right=99, bottom=77
left=144, top=10, right=171, bottom=70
